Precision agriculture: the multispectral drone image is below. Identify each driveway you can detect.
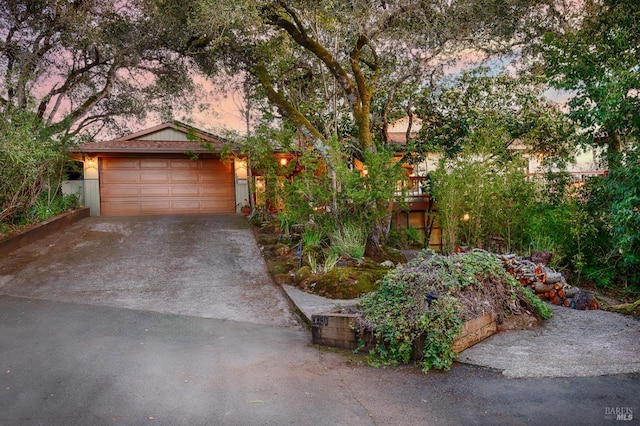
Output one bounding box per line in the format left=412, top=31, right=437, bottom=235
left=0, top=215, right=298, bottom=327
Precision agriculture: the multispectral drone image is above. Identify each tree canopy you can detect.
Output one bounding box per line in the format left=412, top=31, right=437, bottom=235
left=0, top=0, right=200, bottom=137
left=540, top=0, right=640, bottom=155
left=183, top=0, right=554, bottom=155
left=415, top=70, right=578, bottom=167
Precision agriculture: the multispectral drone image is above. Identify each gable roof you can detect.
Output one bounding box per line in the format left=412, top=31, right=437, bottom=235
left=71, top=121, right=235, bottom=154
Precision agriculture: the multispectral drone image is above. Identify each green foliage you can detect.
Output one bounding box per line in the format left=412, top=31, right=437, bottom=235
left=330, top=146, right=406, bottom=237
left=26, top=191, right=79, bottom=223
left=1, top=0, right=201, bottom=138
left=416, top=296, right=464, bottom=372
left=415, top=70, right=577, bottom=166
left=386, top=228, right=418, bottom=250
left=607, top=151, right=640, bottom=283
left=302, top=227, right=325, bottom=250
left=249, top=130, right=405, bottom=253
left=431, top=137, right=538, bottom=254
left=521, top=152, right=640, bottom=290
left=403, top=226, right=423, bottom=248
left=574, top=151, right=640, bottom=288
left=356, top=250, right=551, bottom=372
left=541, top=0, right=640, bottom=149
left=0, top=109, right=69, bottom=224
left=421, top=71, right=576, bottom=256
left=329, top=223, right=367, bottom=260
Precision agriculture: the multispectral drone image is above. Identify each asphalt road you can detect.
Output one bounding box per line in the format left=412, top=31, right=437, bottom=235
left=1, top=296, right=639, bottom=426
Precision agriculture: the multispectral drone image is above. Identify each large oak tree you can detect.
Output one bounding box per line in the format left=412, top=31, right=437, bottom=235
left=177, top=0, right=566, bottom=256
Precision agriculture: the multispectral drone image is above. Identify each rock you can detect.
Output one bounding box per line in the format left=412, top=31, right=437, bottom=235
left=380, top=260, right=394, bottom=268
left=574, top=290, right=598, bottom=310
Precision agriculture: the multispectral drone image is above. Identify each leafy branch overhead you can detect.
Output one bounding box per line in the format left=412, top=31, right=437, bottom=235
left=0, top=0, right=201, bottom=137
left=187, top=0, right=561, bottom=153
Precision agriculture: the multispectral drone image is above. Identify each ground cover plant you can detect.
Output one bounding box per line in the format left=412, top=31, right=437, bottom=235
left=354, top=250, right=552, bottom=372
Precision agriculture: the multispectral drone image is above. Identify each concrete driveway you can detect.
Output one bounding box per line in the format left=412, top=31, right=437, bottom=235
left=0, top=215, right=298, bottom=327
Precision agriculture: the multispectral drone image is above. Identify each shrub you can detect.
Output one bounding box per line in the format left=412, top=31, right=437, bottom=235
left=355, top=250, right=551, bottom=372
left=330, top=223, right=367, bottom=260
left=0, top=110, right=68, bottom=224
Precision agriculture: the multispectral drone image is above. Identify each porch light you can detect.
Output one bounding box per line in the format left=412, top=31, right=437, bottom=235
left=86, top=157, right=96, bottom=168
left=280, top=157, right=288, bottom=166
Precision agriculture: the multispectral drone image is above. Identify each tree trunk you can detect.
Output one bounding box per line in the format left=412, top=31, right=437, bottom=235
left=365, top=219, right=388, bottom=262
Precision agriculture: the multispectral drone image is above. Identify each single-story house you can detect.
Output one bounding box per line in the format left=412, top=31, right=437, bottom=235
left=68, top=122, right=249, bottom=216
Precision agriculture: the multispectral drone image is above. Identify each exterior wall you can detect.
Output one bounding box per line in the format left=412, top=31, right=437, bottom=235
left=83, top=156, right=101, bottom=216
left=137, top=128, right=189, bottom=141
left=61, top=180, right=85, bottom=206
left=234, top=158, right=250, bottom=212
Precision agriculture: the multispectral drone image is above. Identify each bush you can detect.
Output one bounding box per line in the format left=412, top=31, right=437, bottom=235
left=430, top=130, right=538, bottom=254
left=330, top=223, right=367, bottom=260
left=355, top=250, right=552, bottom=372
left=0, top=110, right=68, bottom=224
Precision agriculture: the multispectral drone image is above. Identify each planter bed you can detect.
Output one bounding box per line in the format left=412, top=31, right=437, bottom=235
left=312, top=310, right=497, bottom=355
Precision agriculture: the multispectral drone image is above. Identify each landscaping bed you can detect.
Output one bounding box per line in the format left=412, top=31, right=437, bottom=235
left=254, top=220, right=638, bottom=373
left=255, top=223, right=393, bottom=299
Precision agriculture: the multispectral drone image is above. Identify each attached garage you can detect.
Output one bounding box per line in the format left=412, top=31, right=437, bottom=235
left=71, top=122, right=248, bottom=216
left=99, top=157, right=235, bottom=215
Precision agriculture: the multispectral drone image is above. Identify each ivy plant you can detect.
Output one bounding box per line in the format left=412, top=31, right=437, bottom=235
left=355, top=250, right=552, bottom=373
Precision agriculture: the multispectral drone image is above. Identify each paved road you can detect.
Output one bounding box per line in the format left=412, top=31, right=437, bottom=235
left=0, top=215, right=638, bottom=425
left=1, top=296, right=639, bottom=425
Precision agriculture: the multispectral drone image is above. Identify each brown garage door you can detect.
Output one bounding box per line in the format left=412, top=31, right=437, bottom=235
left=99, top=157, right=235, bottom=215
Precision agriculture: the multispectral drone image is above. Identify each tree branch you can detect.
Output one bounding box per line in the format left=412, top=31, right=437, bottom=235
left=261, top=2, right=358, bottom=110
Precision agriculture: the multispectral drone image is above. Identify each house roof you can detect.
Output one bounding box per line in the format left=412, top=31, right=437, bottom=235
left=71, top=121, right=235, bottom=154
left=386, top=116, right=423, bottom=145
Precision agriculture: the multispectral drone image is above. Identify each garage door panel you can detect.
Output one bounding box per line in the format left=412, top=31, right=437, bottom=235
left=100, top=157, right=235, bottom=215
left=169, top=201, right=202, bottom=210
left=140, top=201, right=173, bottom=213
left=101, top=170, right=141, bottom=184
left=169, top=160, right=199, bottom=169
left=101, top=201, right=143, bottom=216
left=102, top=158, right=139, bottom=169
left=101, top=186, right=141, bottom=197
left=139, top=187, right=172, bottom=196
left=140, top=159, right=170, bottom=168
left=170, top=186, right=200, bottom=196
left=170, top=171, right=201, bottom=182
left=201, top=186, right=233, bottom=196
left=200, top=175, right=233, bottom=185
left=139, top=171, right=171, bottom=183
